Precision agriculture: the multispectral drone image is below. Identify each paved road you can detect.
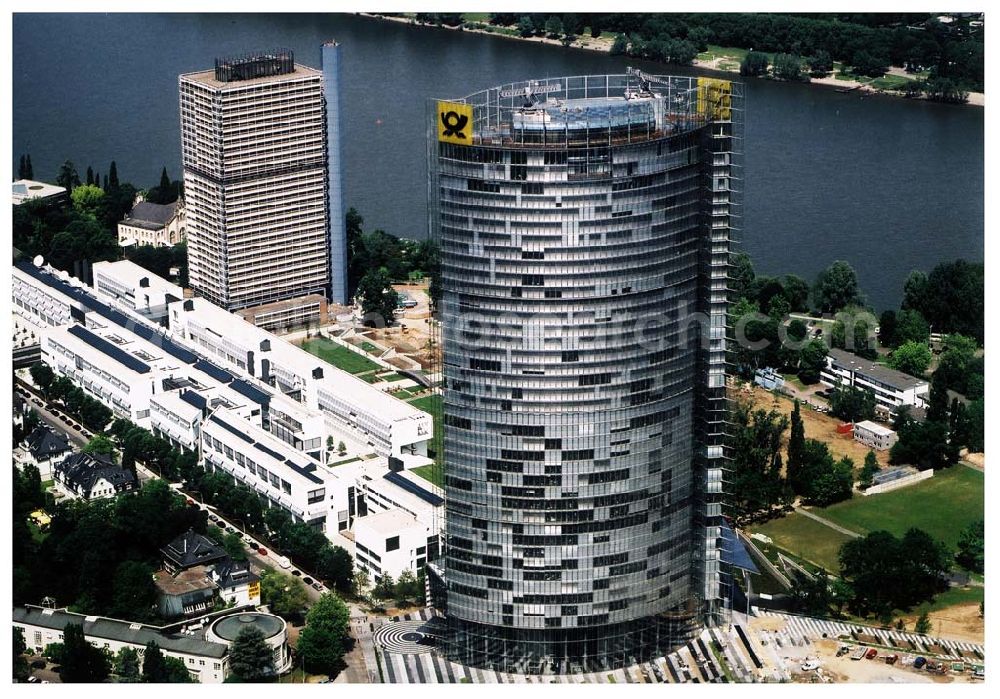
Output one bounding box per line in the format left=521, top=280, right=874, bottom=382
left=15, top=378, right=92, bottom=448
left=794, top=506, right=860, bottom=538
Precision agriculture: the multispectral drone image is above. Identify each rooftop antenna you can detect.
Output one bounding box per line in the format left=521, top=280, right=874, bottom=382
left=500, top=80, right=561, bottom=108
left=41, top=596, right=57, bottom=609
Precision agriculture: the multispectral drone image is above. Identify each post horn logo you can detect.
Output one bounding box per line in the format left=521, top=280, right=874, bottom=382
left=441, top=110, right=468, bottom=138
left=437, top=100, right=473, bottom=144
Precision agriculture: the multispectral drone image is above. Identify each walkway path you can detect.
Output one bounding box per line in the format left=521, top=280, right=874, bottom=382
left=794, top=507, right=861, bottom=538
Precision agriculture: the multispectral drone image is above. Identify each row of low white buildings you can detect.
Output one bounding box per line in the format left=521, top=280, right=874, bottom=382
left=12, top=259, right=441, bottom=581
left=14, top=605, right=290, bottom=683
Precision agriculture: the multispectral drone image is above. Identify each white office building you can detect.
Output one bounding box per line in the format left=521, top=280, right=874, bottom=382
left=822, top=348, right=930, bottom=410
left=180, top=50, right=331, bottom=311
left=169, top=296, right=432, bottom=458
left=853, top=420, right=899, bottom=451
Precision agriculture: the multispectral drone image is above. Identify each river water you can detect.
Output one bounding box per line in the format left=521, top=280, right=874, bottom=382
left=12, top=13, right=984, bottom=311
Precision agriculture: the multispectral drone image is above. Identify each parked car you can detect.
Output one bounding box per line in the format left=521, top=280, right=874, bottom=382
left=302, top=577, right=314, bottom=586
left=208, top=514, right=219, bottom=523
left=865, top=648, right=878, bottom=660
left=276, top=555, right=291, bottom=569
left=290, top=570, right=301, bottom=577
left=850, top=648, right=867, bottom=661
left=257, top=547, right=268, bottom=556
left=186, top=499, right=195, bottom=506
left=312, top=582, right=324, bottom=591
left=885, top=655, right=899, bottom=665
left=913, top=656, right=927, bottom=669
left=801, top=660, right=821, bottom=672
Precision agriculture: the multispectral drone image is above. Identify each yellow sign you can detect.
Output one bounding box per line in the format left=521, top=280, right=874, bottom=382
left=248, top=581, right=260, bottom=600
left=437, top=100, right=474, bottom=145
left=697, top=78, right=732, bottom=120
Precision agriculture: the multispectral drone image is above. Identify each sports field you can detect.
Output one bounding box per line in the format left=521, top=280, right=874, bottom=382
left=817, top=466, right=983, bottom=550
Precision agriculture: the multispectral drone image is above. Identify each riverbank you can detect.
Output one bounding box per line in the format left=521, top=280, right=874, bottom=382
left=361, top=13, right=984, bottom=107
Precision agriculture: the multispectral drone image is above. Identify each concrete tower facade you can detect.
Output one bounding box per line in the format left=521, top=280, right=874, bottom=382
left=180, top=50, right=331, bottom=310
left=427, top=73, right=742, bottom=672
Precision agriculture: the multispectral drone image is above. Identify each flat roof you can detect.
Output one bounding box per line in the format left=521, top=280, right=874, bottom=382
left=210, top=612, right=284, bottom=642
left=93, top=260, right=183, bottom=297
left=356, top=507, right=420, bottom=536
left=154, top=566, right=215, bottom=596
left=66, top=324, right=151, bottom=374
left=827, top=348, right=928, bottom=391
left=12, top=179, right=66, bottom=203
left=854, top=420, right=895, bottom=436
left=13, top=605, right=229, bottom=658
left=180, top=63, right=321, bottom=90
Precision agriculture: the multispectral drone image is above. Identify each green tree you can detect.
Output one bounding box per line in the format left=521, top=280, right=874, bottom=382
left=831, top=306, right=878, bottom=359
left=955, top=520, right=984, bottom=574
left=228, top=626, right=274, bottom=682
left=828, top=385, right=876, bottom=423
left=259, top=568, right=309, bottom=620
left=140, top=641, right=166, bottom=682
left=56, top=160, right=81, bottom=192
left=13, top=627, right=30, bottom=682
left=544, top=15, right=564, bottom=38
left=297, top=592, right=351, bottom=676
left=731, top=402, right=790, bottom=520
left=316, top=545, right=354, bottom=593
left=808, top=49, right=833, bottom=76
left=772, top=53, right=804, bottom=80
left=113, top=646, right=142, bottom=682
left=893, top=309, right=930, bottom=346
left=59, top=623, right=110, bottom=683
left=786, top=400, right=805, bottom=489
left=29, top=361, right=55, bottom=394
left=740, top=50, right=770, bottom=76
left=781, top=274, right=810, bottom=312
left=357, top=268, right=399, bottom=327
left=110, top=561, right=157, bottom=622
left=108, top=161, right=119, bottom=191
left=82, top=434, right=116, bottom=457
left=852, top=49, right=889, bottom=77
left=798, top=338, right=828, bottom=385
left=914, top=611, right=932, bottom=635
left=813, top=260, right=864, bottom=314
left=789, top=569, right=832, bottom=616
left=887, top=341, right=932, bottom=376
left=859, top=450, right=879, bottom=489
left=222, top=531, right=248, bottom=562
left=517, top=15, right=535, bottom=37
left=839, top=529, right=949, bottom=617
left=373, top=573, right=396, bottom=601
left=71, top=183, right=105, bottom=215
left=878, top=310, right=897, bottom=347
left=610, top=33, right=628, bottom=55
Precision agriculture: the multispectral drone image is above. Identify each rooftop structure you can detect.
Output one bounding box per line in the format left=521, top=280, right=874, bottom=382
left=12, top=179, right=67, bottom=205
left=429, top=72, right=741, bottom=671
left=92, top=259, right=184, bottom=322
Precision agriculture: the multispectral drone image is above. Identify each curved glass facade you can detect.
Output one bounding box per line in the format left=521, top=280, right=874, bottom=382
left=428, top=74, right=742, bottom=673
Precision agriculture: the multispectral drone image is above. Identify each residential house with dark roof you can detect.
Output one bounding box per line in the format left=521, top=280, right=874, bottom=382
left=117, top=197, right=185, bottom=247
left=18, top=424, right=72, bottom=479
left=52, top=452, right=137, bottom=500
left=155, top=530, right=260, bottom=617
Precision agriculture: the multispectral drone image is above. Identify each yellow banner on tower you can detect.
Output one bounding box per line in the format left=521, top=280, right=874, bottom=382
left=697, top=78, right=732, bottom=120
left=437, top=100, right=474, bottom=145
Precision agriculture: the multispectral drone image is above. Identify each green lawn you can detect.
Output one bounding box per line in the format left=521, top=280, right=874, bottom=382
left=301, top=338, right=381, bottom=375
left=376, top=373, right=405, bottom=383
left=751, top=512, right=853, bottom=573
left=462, top=13, right=492, bottom=22
left=411, top=464, right=444, bottom=488
left=871, top=74, right=913, bottom=90
left=816, top=467, right=983, bottom=550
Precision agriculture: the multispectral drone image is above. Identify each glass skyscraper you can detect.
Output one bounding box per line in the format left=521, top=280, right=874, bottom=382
left=427, top=73, right=743, bottom=673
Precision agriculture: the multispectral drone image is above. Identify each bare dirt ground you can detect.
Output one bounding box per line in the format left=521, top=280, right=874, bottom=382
left=901, top=604, right=984, bottom=645
left=748, top=615, right=975, bottom=684
left=741, top=385, right=891, bottom=470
